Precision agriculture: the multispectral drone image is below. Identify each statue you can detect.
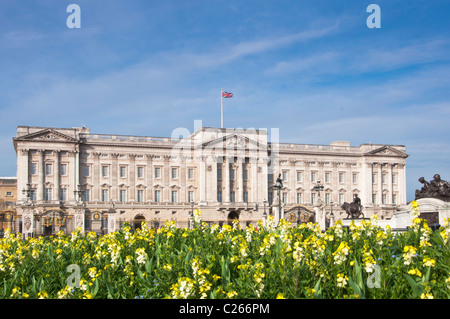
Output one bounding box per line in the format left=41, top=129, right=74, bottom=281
left=415, top=174, right=450, bottom=201
left=341, top=194, right=364, bottom=219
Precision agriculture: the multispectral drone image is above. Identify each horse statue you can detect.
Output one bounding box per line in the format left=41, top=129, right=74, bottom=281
left=341, top=194, right=364, bottom=219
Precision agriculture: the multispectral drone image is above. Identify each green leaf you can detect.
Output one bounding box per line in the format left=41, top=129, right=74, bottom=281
left=404, top=274, right=423, bottom=298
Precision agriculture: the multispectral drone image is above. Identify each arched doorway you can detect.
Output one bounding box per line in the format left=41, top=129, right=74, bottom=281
left=227, top=211, right=239, bottom=226
left=133, top=215, right=146, bottom=230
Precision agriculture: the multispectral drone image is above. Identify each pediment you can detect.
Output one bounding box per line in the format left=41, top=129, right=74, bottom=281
left=15, top=129, right=79, bottom=143
left=200, top=133, right=268, bottom=152
left=365, top=146, right=408, bottom=158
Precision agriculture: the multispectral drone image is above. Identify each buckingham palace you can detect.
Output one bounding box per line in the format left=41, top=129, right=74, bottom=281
left=12, top=124, right=408, bottom=236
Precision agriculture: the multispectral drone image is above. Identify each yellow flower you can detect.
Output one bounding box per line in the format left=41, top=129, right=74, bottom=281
left=227, top=290, right=238, bottom=298
left=276, top=293, right=285, bottom=299
left=408, top=269, right=422, bottom=277
left=423, top=258, right=436, bottom=267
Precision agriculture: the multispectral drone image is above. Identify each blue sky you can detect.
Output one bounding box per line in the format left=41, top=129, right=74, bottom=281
left=1, top=0, right=449, bottom=201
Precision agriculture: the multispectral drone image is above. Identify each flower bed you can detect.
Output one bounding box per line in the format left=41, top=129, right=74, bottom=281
left=1, top=207, right=449, bottom=299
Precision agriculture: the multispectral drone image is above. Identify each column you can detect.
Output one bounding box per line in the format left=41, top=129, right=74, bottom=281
left=146, top=155, right=153, bottom=201
left=237, top=158, right=244, bottom=202
left=209, top=156, right=217, bottom=203
left=92, top=152, right=101, bottom=202
left=37, top=150, right=45, bottom=201
left=111, top=153, right=119, bottom=201
left=18, top=149, right=29, bottom=202
left=129, top=154, right=136, bottom=201
left=224, top=157, right=230, bottom=203
left=251, top=157, right=258, bottom=203
left=199, top=158, right=206, bottom=203
left=388, top=164, right=393, bottom=204
left=55, top=151, right=60, bottom=202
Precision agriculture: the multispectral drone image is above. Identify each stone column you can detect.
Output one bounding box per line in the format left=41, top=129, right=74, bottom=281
left=199, top=158, right=206, bottom=203
left=73, top=208, right=85, bottom=234
left=22, top=207, right=34, bottom=238
left=250, top=157, right=258, bottom=203
left=92, top=152, right=101, bottom=202
left=224, top=157, right=230, bottom=203
left=55, top=151, right=60, bottom=202
left=37, top=150, right=45, bottom=201
left=237, top=158, right=244, bottom=203
left=108, top=212, right=117, bottom=233
left=111, top=153, right=119, bottom=201
left=129, top=154, right=137, bottom=201
left=146, top=155, right=154, bottom=201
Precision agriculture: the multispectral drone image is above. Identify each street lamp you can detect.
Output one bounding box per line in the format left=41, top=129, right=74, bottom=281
left=190, top=200, right=194, bottom=230
left=263, top=199, right=267, bottom=219
left=274, top=173, right=283, bottom=222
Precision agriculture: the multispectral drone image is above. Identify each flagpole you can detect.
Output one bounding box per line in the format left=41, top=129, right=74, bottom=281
left=221, top=88, right=223, bottom=128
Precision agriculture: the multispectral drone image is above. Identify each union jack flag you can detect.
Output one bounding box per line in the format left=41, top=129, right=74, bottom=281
left=222, top=91, right=233, bottom=98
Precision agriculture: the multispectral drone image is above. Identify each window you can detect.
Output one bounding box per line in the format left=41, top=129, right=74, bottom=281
left=311, top=172, right=316, bottom=182
left=230, top=191, right=235, bottom=202
left=372, top=193, right=377, bottom=204
left=339, top=172, right=344, bottom=183
left=325, top=172, right=330, bottom=183
left=60, top=164, right=67, bottom=176
left=392, top=194, right=397, bottom=205
left=392, top=174, right=397, bottom=184
left=352, top=173, right=358, bottom=184
left=120, top=190, right=127, bottom=202
left=372, top=174, right=377, bottom=184
left=102, top=166, right=109, bottom=177
left=339, top=193, right=344, bottom=205
left=217, top=190, right=222, bottom=202
left=243, top=191, right=248, bottom=203
left=325, top=193, right=331, bottom=204
left=311, top=193, right=316, bottom=204
left=230, top=169, right=235, bottom=180
left=382, top=174, right=386, bottom=184
left=154, top=167, right=161, bottom=178
left=45, top=188, right=52, bottom=201
left=137, top=190, right=144, bottom=203
left=137, top=166, right=144, bottom=179
left=296, top=193, right=302, bottom=204
left=30, top=163, right=37, bottom=175
left=382, top=193, right=387, bottom=205
left=268, top=192, right=273, bottom=205
left=282, top=192, right=288, bottom=204
left=171, top=190, right=178, bottom=203
left=217, top=167, right=222, bottom=180
left=268, top=174, right=273, bottom=183
left=60, top=189, right=67, bottom=201
left=188, top=191, right=194, bottom=203
left=120, top=166, right=127, bottom=178
left=243, top=169, right=248, bottom=180
left=30, top=189, right=36, bottom=201
left=282, top=171, right=288, bottom=182
left=6, top=191, right=12, bottom=197
left=83, top=189, right=90, bottom=202
left=171, top=167, right=178, bottom=179
left=154, top=190, right=161, bottom=202
left=102, top=189, right=109, bottom=202
left=188, top=168, right=194, bottom=179
left=45, top=164, right=52, bottom=176
left=297, top=171, right=302, bottom=182
left=83, top=165, right=90, bottom=177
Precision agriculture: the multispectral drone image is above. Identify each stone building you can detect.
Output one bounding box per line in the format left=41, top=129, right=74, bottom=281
left=12, top=125, right=408, bottom=236
left=0, top=177, right=17, bottom=233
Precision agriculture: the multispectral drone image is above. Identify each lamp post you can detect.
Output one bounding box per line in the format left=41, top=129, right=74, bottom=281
left=22, top=182, right=32, bottom=204
left=190, top=200, right=194, bottom=230
left=263, top=199, right=267, bottom=219
left=274, top=173, right=283, bottom=223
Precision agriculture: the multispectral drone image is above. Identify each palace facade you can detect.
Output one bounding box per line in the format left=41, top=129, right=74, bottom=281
left=12, top=125, right=408, bottom=236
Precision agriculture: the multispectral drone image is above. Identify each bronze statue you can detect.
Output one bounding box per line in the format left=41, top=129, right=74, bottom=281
left=415, top=174, right=450, bottom=201
left=341, top=194, right=364, bottom=219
